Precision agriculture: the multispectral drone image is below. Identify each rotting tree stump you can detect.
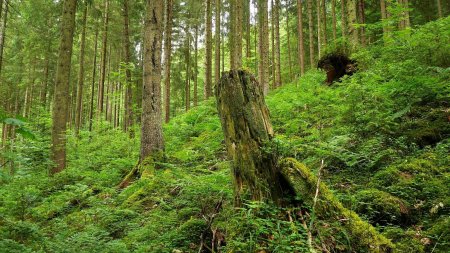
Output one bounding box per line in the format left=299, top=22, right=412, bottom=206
left=215, top=70, right=286, bottom=204
left=216, top=70, right=393, bottom=252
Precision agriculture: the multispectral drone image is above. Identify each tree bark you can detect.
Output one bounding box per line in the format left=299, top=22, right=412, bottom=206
left=164, top=0, right=172, bottom=123
left=215, top=70, right=281, bottom=203
left=341, top=0, right=346, bottom=39
left=140, top=0, right=164, bottom=164
left=437, top=0, right=442, bottom=18
left=347, top=0, right=358, bottom=46
left=51, top=0, right=77, bottom=174
left=307, top=0, right=315, bottom=67
left=75, top=4, right=88, bottom=137
left=123, top=0, right=134, bottom=133
left=317, top=0, right=322, bottom=58
left=205, top=0, right=213, bottom=99
left=257, top=0, right=269, bottom=95
left=332, top=0, right=337, bottom=40
left=230, top=0, right=243, bottom=69
left=322, top=0, right=327, bottom=47
left=97, top=0, right=109, bottom=118
left=358, top=0, right=366, bottom=46
left=194, top=25, right=199, bottom=107
left=0, top=0, right=8, bottom=78
left=274, top=0, right=281, bottom=87
left=297, top=0, right=305, bottom=75
left=286, top=2, right=293, bottom=80
left=214, top=0, right=221, bottom=85
left=271, top=0, right=275, bottom=89
left=89, top=28, right=99, bottom=133
left=185, top=29, right=191, bottom=112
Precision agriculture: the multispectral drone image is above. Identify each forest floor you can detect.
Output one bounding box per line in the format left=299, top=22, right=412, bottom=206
left=0, top=18, right=449, bottom=253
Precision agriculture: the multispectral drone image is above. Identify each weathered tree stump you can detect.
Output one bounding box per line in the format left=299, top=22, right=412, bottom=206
left=216, top=70, right=284, bottom=203
left=216, top=70, right=393, bottom=252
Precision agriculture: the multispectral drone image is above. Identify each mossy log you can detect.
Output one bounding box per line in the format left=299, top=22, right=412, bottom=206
left=215, top=70, right=283, bottom=203
left=280, top=158, right=394, bottom=252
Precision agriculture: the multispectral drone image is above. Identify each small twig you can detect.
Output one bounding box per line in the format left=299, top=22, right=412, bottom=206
left=431, top=232, right=444, bottom=253
left=299, top=210, right=316, bottom=253
left=313, top=159, right=325, bottom=211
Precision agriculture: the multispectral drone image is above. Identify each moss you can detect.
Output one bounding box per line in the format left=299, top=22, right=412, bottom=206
left=280, top=158, right=394, bottom=252
left=355, top=189, right=409, bottom=225
left=383, top=227, right=425, bottom=253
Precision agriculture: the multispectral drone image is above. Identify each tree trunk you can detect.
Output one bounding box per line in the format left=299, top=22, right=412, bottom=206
left=194, top=25, right=199, bottom=107
left=164, top=0, right=172, bottom=123
left=358, top=0, right=366, bottom=46
left=124, top=0, right=134, bottom=133
left=307, top=0, right=315, bottom=67
left=0, top=0, right=8, bottom=78
left=51, top=0, right=77, bottom=174
left=274, top=0, right=281, bottom=87
left=322, top=0, right=327, bottom=47
left=230, top=0, right=243, bottom=69
left=286, top=1, right=293, bottom=80
left=215, top=70, right=281, bottom=203
left=245, top=0, right=251, bottom=59
left=75, top=4, right=88, bottom=136
left=347, top=0, right=358, bottom=46
left=271, top=0, right=275, bottom=89
left=341, top=0, right=346, bottom=39
left=41, top=40, right=51, bottom=107
left=205, top=0, right=213, bottom=99
left=317, top=0, right=322, bottom=58
left=140, top=0, right=164, bottom=165
left=89, top=28, right=99, bottom=132
left=257, top=0, right=269, bottom=95
left=297, top=0, right=305, bottom=75
left=214, top=0, right=221, bottom=85
left=185, top=30, right=191, bottom=112
left=98, top=0, right=109, bottom=118
left=437, top=0, right=442, bottom=18
left=332, top=0, right=337, bottom=40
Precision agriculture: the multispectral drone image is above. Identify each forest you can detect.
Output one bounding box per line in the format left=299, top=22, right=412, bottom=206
left=0, top=0, right=449, bottom=252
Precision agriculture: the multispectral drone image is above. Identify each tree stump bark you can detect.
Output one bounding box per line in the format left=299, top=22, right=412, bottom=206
left=215, top=70, right=284, bottom=204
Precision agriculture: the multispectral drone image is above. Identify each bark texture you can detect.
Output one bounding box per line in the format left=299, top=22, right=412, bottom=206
left=140, top=0, right=164, bottom=164
left=257, top=0, right=270, bottom=95
left=123, top=0, right=134, bottom=132
left=51, top=0, right=77, bottom=174
left=215, top=70, right=281, bottom=203
left=164, top=0, right=172, bottom=123
left=214, top=0, right=221, bottom=85
left=297, top=0, right=305, bottom=75
left=307, top=0, right=315, bottom=67
left=347, top=0, right=359, bottom=46
left=274, top=0, right=281, bottom=87
left=75, top=4, right=88, bottom=136
left=98, top=0, right=109, bottom=117
left=205, top=0, right=213, bottom=99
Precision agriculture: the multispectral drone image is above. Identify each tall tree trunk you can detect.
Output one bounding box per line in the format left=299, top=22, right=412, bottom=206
left=347, top=0, right=358, bottom=46
left=230, top=0, right=243, bottom=69
left=89, top=28, right=99, bottom=132
left=214, top=0, right=221, bottom=85
left=341, top=0, right=346, bottom=39
left=286, top=1, right=293, bottom=80
left=307, top=0, right=315, bottom=67
left=124, top=0, right=134, bottom=132
left=98, top=0, right=109, bottom=118
left=205, top=0, right=213, bottom=99
left=41, top=40, right=51, bottom=107
left=317, top=0, right=322, bottom=58
left=194, top=25, right=199, bottom=107
left=51, top=0, right=77, bottom=174
left=358, top=0, right=366, bottom=46
left=75, top=4, right=88, bottom=136
left=164, top=0, right=172, bottom=122
left=245, top=0, right=251, bottom=59
left=322, top=0, right=327, bottom=47
left=185, top=31, right=190, bottom=112
left=297, top=0, right=305, bottom=76
left=140, top=0, right=164, bottom=163
left=270, top=0, right=275, bottom=89
left=257, top=0, right=269, bottom=95
left=0, top=0, right=8, bottom=78
left=437, top=0, right=442, bottom=18
left=274, top=0, right=281, bottom=87
left=106, top=45, right=112, bottom=123
left=332, top=0, right=337, bottom=40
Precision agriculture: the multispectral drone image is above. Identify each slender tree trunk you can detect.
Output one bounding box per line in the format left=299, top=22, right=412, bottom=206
left=317, top=0, right=322, bottom=58
left=274, top=0, right=281, bottom=87
left=140, top=0, right=164, bottom=163
left=0, top=0, right=8, bottom=77
left=41, top=40, right=51, bottom=107
left=358, top=0, right=366, bottom=46
left=245, top=0, right=251, bottom=59
left=106, top=45, right=112, bottom=123
left=124, top=0, right=134, bottom=133
left=89, top=28, right=99, bottom=132
left=230, top=0, right=243, bottom=69
left=194, top=25, right=199, bottom=107
left=341, top=0, right=346, bottom=39
left=164, top=0, right=172, bottom=122
left=347, top=0, right=358, bottom=46
left=205, top=0, right=213, bottom=99
left=437, top=0, right=442, bottom=18
left=215, top=0, right=221, bottom=85
left=185, top=30, right=191, bottom=112
left=322, top=0, right=327, bottom=47
left=286, top=1, right=293, bottom=80
left=332, top=0, right=337, bottom=40
left=307, top=0, right=315, bottom=67
left=75, top=4, right=88, bottom=136
left=257, top=0, right=270, bottom=95
left=297, top=0, right=305, bottom=76
left=270, top=0, right=275, bottom=89
left=51, top=0, right=77, bottom=174
left=98, top=0, right=109, bottom=117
